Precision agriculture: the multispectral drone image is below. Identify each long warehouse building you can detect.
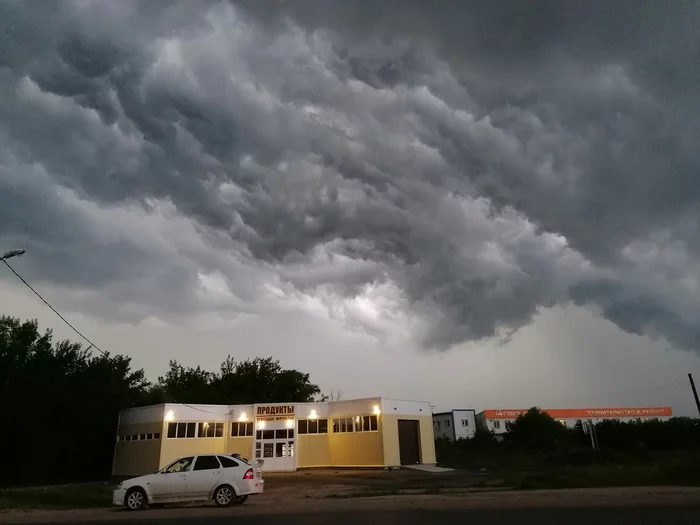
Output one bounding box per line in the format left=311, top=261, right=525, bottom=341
left=433, top=407, right=674, bottom=441
left=476, top=406, right=674, bottom=435
left=112, top=397, right=436, bottom=478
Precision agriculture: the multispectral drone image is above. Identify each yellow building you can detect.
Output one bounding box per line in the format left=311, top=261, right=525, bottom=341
left=112, top=397, right=436, bottom=478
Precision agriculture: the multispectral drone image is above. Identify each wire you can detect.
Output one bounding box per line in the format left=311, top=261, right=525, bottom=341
left=2, top=259, right=229, bottom=415
left=2, top=259, right=108, bottom=357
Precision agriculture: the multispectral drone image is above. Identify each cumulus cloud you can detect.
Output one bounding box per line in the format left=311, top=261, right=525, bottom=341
left=1, top=0, right=699, bottom=351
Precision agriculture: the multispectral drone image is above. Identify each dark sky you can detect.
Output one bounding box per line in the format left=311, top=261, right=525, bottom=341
left=1, top=0, right=699, bottom=412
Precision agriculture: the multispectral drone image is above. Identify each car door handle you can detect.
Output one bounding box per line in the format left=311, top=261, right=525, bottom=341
left=213, top=470, right=220, bottom=474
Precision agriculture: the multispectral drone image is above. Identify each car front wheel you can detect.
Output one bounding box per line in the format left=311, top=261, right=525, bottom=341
left=214, top=485, right=235, bottom=507
left=125, top=488, right=146, bottom=511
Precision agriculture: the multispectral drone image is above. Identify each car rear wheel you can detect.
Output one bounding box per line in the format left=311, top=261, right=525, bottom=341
left=125, top=487, right=146, bottom=511
left=214, top=485, right=235, bottom=507
left=233, top=495, right=248, bottom=505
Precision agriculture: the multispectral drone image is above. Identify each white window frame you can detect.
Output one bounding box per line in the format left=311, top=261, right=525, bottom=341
left=230, top=421, right=254, bottom=437
left=166, top=421, right=198, bottom=439
left=197, top=422, right=224, bottom=438
left=332, top=415, right=379, bottom=433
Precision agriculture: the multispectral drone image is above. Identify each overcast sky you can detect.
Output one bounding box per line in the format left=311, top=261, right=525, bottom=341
left=2, top=0, right=700, bottom=415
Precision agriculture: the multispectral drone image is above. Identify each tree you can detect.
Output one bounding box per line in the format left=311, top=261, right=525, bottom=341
left=153, top=356, right=321, bottom=404
left=505, top=407, right=572, bottom=450
left=0, top=316, right=150, bottom=486
left=1, top=315, right=322, bottom=487
left=155, top=361, right=218, bottom=404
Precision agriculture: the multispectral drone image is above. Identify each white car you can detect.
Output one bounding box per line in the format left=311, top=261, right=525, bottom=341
left=113, top=454, right=264, bottom=510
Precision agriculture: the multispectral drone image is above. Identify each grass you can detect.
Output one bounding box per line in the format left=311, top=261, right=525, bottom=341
left=504, top=461, right=700, bottom=491
left=0, top=482, right=114, bottom=510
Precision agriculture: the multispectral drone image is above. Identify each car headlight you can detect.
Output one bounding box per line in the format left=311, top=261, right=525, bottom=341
left=116, top=482, right=123, bottom=489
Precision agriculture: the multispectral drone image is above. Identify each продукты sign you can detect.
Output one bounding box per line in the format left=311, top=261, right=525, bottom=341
left=256, top=405, right=295, bottom=421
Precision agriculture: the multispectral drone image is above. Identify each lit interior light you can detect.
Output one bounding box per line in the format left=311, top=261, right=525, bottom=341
left=257, top=421, right=266, bottom=429
left=165, top=410, right=175, bottom=422
left=373, top=405, right=381, bottom=415
left=203, top=422, right=209, bottom=428
left=309, top=409, right=318, bottom=420
left=238, top=412, right=248, bottom=422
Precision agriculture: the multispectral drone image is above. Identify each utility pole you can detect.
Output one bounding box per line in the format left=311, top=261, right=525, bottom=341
left=688, top=374, right=700, bottom=417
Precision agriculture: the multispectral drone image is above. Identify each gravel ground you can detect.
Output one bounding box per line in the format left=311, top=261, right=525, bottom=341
left=2, top=486, right=700, bottom=523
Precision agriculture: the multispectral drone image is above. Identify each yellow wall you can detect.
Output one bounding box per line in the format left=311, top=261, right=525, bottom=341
left=418, top=416, right=436, bottom=464
left=330, top=430, right=383, bottom=466
left=380, top=415, right=436, bottom=466
left=297, top=434, right=330, bottom=467
left=159, top=435, right=226, bottom=469
left=381, top=415, right=400, bottom=467
left=226, top=437, right=254, bottom=458
left=113, top=422, right=163, bottom=476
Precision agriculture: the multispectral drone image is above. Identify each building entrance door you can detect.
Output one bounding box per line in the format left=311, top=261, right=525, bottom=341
left=254, top=424, right=295, bottom=471
left=398, top=419, right=420, bottom=465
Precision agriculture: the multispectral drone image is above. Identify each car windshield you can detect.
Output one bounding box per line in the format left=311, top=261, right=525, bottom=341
left=162, top=456, right=193, bottom=473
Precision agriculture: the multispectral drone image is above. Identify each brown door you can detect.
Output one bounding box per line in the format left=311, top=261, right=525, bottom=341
left=398, top=419, right=420, bottom=465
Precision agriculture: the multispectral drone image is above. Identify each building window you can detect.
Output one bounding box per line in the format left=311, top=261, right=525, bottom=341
left=230, top=422, right=254, bottom=437
left=461, top=419, right=469, bottom=427
left=436, top=421, right=440, bottom=428
left=332, top=415, right=378, bottom=433
left=357, top=415, right=379, bottom=432
left=298, top=419, right=329, bottom=434
left=197, top=422, right=224, bottom=438
left=446, top=420, right=450, bottom=427
left=275, top=429, right=294, bottom=439
left=119, top=432, right=162, bottom=442
left=167, top=422, right=198, bottom=439
left=493, top=420, right=501, bottom=429
left=333, top=417, right=354, bottom=433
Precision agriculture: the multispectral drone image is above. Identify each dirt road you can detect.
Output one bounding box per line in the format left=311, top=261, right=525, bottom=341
left=2, top=486, right=700, bottom=523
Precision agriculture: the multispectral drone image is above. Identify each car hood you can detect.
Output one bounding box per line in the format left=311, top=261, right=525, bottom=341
left=121, top=472, right=158, bottom=489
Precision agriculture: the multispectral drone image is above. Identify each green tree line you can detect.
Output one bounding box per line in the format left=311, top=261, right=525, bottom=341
left=436, top=407, right=700, bottom=471
left=0, top=315, right=321, bottom=487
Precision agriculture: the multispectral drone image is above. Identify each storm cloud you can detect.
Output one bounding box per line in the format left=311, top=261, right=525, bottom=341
left=1, top=0, right=699, bottom=350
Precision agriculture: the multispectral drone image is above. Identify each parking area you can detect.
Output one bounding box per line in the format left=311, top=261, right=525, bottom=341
left=262, top=468, right=497, bottom=498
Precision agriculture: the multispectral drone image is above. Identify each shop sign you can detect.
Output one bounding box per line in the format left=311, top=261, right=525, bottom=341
left=256, top=404, right=295, bottom=421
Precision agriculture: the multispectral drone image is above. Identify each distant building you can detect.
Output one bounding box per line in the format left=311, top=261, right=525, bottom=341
left=475, top=407, right=674, bottom=435
left=432, top=409, right=476, bottom=441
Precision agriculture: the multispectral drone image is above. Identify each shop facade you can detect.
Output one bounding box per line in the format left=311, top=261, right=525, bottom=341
left=112, top=397, right=436, bottom=478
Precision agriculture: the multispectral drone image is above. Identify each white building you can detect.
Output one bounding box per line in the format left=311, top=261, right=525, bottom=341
left=113, top=397, right=437, bottom=477
left=432, top=409, right=476, bottom=441
left=475, top=407, right=674, bottom=435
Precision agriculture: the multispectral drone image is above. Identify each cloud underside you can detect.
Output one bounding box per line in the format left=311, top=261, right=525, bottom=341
left=1, top=0, right=699, bottom=350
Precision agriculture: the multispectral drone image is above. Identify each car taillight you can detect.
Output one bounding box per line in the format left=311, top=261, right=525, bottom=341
left=243, top=468, right=254, bottom=480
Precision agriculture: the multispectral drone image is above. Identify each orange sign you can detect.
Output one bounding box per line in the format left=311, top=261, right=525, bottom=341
left=482, top=407, right=673, bottom=420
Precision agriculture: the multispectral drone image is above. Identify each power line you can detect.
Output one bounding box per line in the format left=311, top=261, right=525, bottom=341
left=2, top=259, right=108, bottom=357
left=2, top=259, right=222, bottom=416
